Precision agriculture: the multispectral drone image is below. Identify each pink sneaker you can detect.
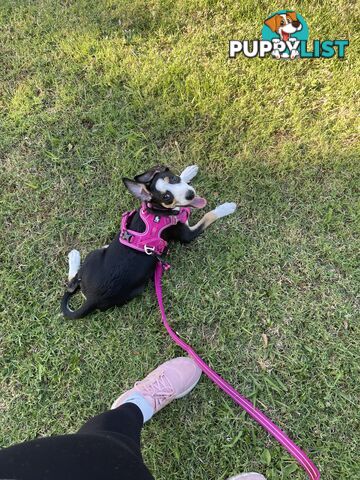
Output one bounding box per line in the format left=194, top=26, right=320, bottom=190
left=227, top=474, right=267, bottom=480
left=111, top=357, right=202, bottom=419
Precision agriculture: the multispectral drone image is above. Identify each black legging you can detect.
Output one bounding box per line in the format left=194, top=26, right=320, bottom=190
left=0, top=403, right=154, bottom=480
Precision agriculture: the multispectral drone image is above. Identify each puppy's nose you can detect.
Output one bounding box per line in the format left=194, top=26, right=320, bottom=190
left=185, top=190, right=195, bottom=201
left=292, top=20, right=300, bottom=28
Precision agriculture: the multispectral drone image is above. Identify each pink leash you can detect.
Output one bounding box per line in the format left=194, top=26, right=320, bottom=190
left=154, top=261, right=320, bottom=480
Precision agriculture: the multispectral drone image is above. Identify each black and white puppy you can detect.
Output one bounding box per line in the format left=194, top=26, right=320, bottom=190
left=61, top=165, right=236, bottom=319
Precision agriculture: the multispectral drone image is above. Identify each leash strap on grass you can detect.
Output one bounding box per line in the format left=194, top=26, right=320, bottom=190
left=154, top=261, right=320, bottom=480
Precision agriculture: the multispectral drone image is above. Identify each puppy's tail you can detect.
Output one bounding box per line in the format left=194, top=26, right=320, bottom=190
left=61, top=278, right=95, bottom=319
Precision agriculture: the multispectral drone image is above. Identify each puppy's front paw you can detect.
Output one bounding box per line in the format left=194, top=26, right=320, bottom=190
left=214, top=202, right=237, bottom=218
left=180, top=165, right=199, bottom=183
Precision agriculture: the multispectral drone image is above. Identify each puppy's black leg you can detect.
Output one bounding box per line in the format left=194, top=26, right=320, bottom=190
left=172, top=202, right=236, bottom=244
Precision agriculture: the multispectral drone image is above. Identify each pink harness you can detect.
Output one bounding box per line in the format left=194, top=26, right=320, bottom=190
left=119, top=202, right=190, bottom=256
left=119, top=204, right=320, bottom=479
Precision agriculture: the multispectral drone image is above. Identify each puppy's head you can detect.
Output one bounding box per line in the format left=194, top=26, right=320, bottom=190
left=264, top=12, right=302, bottom=41
left=123, top=165, right=207, bottom=209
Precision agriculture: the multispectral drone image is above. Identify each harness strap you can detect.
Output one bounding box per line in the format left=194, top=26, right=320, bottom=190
left=120, top=205, right=191, bottom=256
left=154, top=261, right=320, bottom=480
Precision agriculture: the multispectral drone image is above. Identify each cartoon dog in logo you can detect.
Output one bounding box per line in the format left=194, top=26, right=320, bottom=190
left=264, top=11, right=302, bottom=59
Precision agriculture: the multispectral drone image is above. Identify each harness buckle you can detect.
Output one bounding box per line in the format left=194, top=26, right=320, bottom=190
left=144, top=245, right=155, bottom=255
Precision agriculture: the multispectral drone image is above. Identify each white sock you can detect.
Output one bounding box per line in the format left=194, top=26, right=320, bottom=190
left=123, top=392, right=154, bottom=423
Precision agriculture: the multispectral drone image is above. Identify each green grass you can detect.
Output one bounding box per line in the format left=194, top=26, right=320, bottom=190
left=0, top=1, right=359, bottom=479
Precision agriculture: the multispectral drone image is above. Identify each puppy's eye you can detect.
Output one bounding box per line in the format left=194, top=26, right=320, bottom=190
left=280, top=19, right=285, bottom=25
left=170, top=175, right=179, bottom=184
left=163, top=192, right=171, bottom=201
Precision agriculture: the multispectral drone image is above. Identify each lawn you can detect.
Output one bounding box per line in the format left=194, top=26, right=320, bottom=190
left=0, top=1, right=359, bottom=479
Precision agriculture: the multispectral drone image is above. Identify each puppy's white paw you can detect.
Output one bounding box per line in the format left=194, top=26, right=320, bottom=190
left=180, top=165, right=199, bottom=183
left=214, top=202, right=237, bottom=218
left=68, top=249, right=80, bottom=281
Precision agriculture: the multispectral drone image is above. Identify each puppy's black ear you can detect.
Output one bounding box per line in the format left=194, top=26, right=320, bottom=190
left=134, top=165, right=167, bottom=184
left=122, top=178, right=152, bottom=201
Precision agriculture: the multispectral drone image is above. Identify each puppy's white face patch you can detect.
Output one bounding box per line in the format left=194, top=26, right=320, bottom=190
left=155, top=178, right=195, bottom=207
